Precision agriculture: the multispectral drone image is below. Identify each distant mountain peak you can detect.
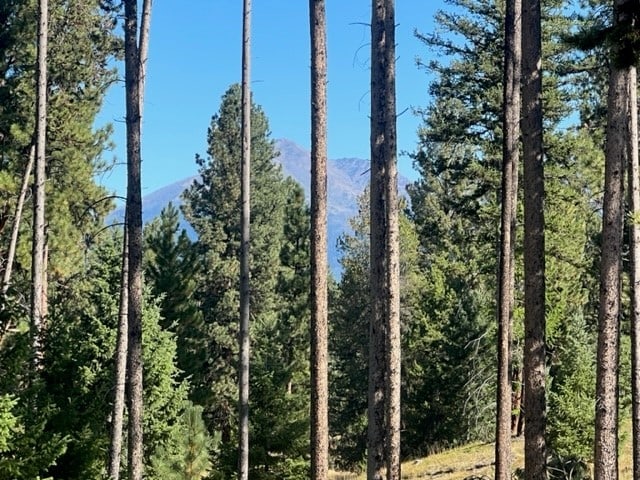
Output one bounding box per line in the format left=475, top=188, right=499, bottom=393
left=109, top=138, right=409, bottom=275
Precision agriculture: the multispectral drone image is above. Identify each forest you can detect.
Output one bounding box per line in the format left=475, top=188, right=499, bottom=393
left=1, top=0, right=639, bottom=479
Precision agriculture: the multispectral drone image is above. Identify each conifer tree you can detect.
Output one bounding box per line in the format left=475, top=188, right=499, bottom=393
left=496, top=0, right=521, bottom=476
left=123, top=0, right=144, bottom=476
left=31, top=0, right=49, bottom=372
left=521, top=0, right=547, bottom=477
left=309, top=0, right=329, bottom=478
left=239, top=2, right=252, bottom=478
left=182, top=85, right=311, bottom=476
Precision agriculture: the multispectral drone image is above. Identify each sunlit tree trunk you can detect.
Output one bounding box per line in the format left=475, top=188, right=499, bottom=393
left=496, top=0, right=521, bottom=477
left=594, top=66, right=626, bottom=480
left=628, top=63, right=640, bottom=480
left=107, top=2, right=152, bottom=478
left=309, top=1, right=329, bottom=478
left=31, top=0, right=48, bottom=372
left=2, top=145, right=34, bottom=297
left=123, top=0, right=144, bottom=477
left=239, top=1, right=251, bottom=479
left=368, top=1, right=399, bottom=479
left=108, top=230, right=128, bottom=480
left=521, top=0, right=546, bottom=478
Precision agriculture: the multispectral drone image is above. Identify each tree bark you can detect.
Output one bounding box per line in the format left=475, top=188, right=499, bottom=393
left=138, top=0, right=152, bottom=116
left=521, top=0, right=546, bottom=478
left=309, top=1, right=329, bottom=479
left=238, top=1, right=251, bottom=479
left=629, top=62, right=640, bottom=480
left=628, top=63, right=640, bottom=480
left=108, top=229, right=128, bottom=480
left=496, top=0, right=521, bottom=477
left=369, top=1, right=400, bottom=479
left=108, top=3, right=151, bottom=477
left=31, top=0, right=48, bottom=372
left=594, top=65, right=626, bottom=480
left=123, top=0, right=144, bottom=478
left=511, top=365, right=524, bottom=436
left=594, top=43, right=629, bottom=480
left=2, top=145, right=34, bottom=297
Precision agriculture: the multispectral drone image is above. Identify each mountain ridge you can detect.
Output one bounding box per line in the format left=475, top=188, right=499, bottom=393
left=108, top=138, right=410, bottom=274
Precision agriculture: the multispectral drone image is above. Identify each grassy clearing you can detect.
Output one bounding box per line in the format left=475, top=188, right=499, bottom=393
left=329, top=423, right=634, bottom=480
left=328, top=438, right=524, bottom=479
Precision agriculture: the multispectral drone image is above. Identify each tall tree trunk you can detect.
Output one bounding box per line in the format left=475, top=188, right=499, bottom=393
left=628, top=64, right=640, bottom=480
left=512, top=365, right=524, bottom=436
left=2, top=145, right=34, bottom=296
left=496, top=0, right=521, bottom=477
left=0, top=145, right=35, bottom=345
left=238, top=1, right=251, bottom=479
left=123, top=0, right=144, bottom=478
left=108, top=3, right=151, bottom=477
left=594, top=66, right=626, bottom=480
left=521, top=0, right=546, bottom=478
left=309, top=1, right=329, bottom=479
left=31, top=0, right=48, bottom=372
left=138, top=0, right=152, bottom=115
left=108, top=230, right=129, bottom=480
left=369, top=1, right=400, bottom=479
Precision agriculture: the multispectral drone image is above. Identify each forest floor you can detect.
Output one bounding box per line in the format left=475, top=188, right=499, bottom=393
left=329, top=424, right=634, bottom=479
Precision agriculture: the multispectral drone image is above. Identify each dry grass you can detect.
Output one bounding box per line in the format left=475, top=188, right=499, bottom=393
left=329, top=438, right=524, bottom=480
left=328, top=424, right=635, bottom=480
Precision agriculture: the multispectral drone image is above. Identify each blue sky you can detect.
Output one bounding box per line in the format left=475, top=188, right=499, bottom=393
left=95, top=1, right=443, bottom=199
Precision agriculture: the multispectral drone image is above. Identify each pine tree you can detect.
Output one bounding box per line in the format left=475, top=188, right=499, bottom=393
left=150, top=403, right=216, bottom=480
left=496, top=0, right=521, bottom=476
left=369, top=1, right=400, bottom=478
left=144, top=204, right=206, bottom=379
left=309, top=1, right=329, bottom=477
left=522, top=0, right=547, bottom=477
left=182, top=84, right=311, bottom=476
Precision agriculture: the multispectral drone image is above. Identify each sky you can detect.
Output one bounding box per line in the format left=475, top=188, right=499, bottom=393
left=95, top=1, right=443, bottom=200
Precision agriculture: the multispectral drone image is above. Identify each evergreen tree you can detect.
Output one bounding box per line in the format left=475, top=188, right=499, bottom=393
left=144, top=203, right=206, bottom=379
left=150, top=403, right=217, bottom=480
left=182, top=84, right=311, bottom=477
left=409, top=0, right=605, bottom=462
left=0, top=0, right=120, bottom=336
left=330, top=193, right=426, bottom=469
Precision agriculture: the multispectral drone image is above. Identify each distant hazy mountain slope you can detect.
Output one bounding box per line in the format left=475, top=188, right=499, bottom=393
left=108, top=139, right=409, bottom=274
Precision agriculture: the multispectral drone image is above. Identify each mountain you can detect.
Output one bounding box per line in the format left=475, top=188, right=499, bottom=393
left=108, top=138, right=410, bottom=274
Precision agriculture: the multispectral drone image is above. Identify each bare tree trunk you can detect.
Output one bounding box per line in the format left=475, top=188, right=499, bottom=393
left=123, top=0, right=144, bottom=478
left=496, top=0, right=521, bottom=477
left=0, top=145, right=35, bottom=345
left=108, top=228, right=129, bottom=480
left=108, top=3, right=151, bottom=477
left=238, top=1, right=251, bottom=479
left=2, top=145, right=34, bottom=296
left=521, top=0, right=546, bottom=478
left=511, top=365, right=523, bottom=436
left=629, top=63, right=640, bottom=480
left=594, top=66, right=626, bottom=480
left=138, top=0, right=152, bottom=115
left=309, top=1, right=329, bottom=479
left=369, top=1, right=400, bottom=479
left=594, top=49, right=629, bottom=480
left=31, top=0, right=48, bottom=372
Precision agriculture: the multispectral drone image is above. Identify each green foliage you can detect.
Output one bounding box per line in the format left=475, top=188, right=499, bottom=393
left=330, top=193, right=435, bottom=467
left=409, top=0, right=605, bottom=459
left=0, top=395, right=18, bottom=453
left=145, top=203, right=207, bottom=384
left=150, top=403, right=217, bottom=480
left=547, top=316, right=596, bottom=461
left=0, top=0, right=119, bottom=291
left=182, top=84, right=311, bottom=475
